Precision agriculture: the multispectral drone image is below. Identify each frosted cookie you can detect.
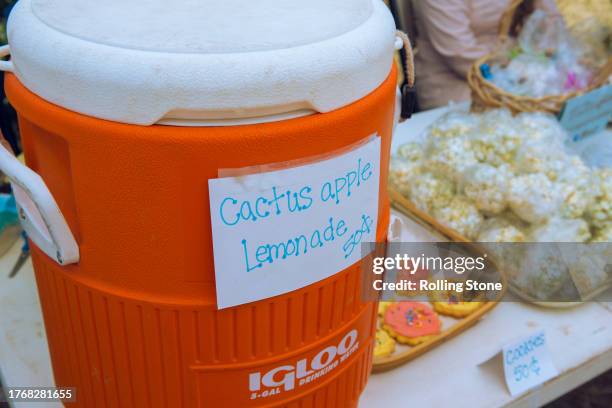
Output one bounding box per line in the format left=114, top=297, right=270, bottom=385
left=430, top=289, right=483, bottom=318
left=383, top=302, right=441, bottom=346
left=374, top=329, right=396, bottom=359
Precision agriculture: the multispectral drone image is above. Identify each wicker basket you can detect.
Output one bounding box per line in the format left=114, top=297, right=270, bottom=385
left=467, top=0, right=612, bottom=114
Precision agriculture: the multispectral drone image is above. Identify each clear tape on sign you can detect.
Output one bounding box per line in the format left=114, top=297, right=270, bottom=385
left=217, top=135, right=379, bottom=179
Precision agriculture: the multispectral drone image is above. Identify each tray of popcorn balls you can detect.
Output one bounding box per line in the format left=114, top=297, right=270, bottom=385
left=389, top=107, right=611, bottom=307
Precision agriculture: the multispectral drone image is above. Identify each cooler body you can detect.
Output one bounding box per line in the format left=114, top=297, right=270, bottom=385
left=4, top=64, right=397, bottom=407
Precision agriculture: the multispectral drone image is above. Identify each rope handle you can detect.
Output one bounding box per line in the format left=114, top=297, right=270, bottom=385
left=395, top=30, right=415, bottom=88
left=395, top=30, right=416, bottom=121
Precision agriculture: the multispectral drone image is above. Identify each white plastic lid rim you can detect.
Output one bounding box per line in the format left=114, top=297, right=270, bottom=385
left=5, top=0, right=398, bottom=126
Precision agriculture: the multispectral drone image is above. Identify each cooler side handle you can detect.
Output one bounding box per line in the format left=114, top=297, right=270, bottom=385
left=0, top=143, right=79, bottom=265
left=394, top=31, right=415, bottom=121
left=0, top=45, right=14, bottom=72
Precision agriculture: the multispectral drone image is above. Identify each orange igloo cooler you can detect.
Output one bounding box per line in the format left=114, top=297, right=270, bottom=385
left=0, top=0, right=412, bottom=406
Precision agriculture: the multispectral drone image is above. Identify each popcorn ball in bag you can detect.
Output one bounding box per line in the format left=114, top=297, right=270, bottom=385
left=390, top=106, right=611, bottom=301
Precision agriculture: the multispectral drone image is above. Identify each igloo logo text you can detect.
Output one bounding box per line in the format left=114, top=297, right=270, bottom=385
left=248, top=329, right=359, bottom=399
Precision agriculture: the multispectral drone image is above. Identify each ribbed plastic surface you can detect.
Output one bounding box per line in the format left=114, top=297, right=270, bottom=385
left=6, top=65, right=396, bottom=406
left=33, top=250, right=376, bottom=407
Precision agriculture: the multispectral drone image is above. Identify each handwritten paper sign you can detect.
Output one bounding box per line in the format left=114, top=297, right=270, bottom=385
left=209, top=137, right=380, bottom=309
left=502, top=331, right=558, bottom=396
left=559, top=84, right=612, bottom=142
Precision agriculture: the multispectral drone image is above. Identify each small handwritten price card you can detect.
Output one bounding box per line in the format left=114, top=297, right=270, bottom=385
left=502, top=331, right=558, bottom=396
left=559, top=84, right=612, bottom=142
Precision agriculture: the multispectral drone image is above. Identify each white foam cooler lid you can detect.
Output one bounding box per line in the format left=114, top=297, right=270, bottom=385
left=7, top=0, right=397, bottom=125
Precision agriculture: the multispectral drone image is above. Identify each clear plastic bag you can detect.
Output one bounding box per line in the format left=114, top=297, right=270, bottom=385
left=489, top=10, right=595, bottom=97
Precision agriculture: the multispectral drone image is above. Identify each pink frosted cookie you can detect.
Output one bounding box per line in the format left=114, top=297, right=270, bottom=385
left=383, top=302, right=441, bottom=345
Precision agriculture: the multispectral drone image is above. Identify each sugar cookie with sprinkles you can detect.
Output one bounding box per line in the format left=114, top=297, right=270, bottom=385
left=374, top=329, right=396, bottom=358
left=430, top=291, right=483, bottom=318
left=383, top=302, right=441, bottom=346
